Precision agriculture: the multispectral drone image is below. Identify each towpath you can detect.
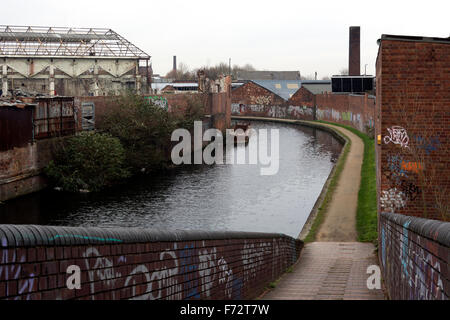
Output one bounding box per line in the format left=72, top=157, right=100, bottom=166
left=231, top=117, right=385, bottom=300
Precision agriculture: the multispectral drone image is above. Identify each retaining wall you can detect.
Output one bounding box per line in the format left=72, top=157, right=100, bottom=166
left=379, top=212, right=449, bottom=300
left=0, top=139, right=56, bottom=202
left=0, top=225, right=302, bottom=300
left=231, top=90, right=375, bottom=136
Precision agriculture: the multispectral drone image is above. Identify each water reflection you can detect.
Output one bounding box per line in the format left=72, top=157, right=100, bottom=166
left=0, top=121, right=342, bottom=238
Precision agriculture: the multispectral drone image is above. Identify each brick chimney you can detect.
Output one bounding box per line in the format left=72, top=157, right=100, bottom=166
left=349, top=26, right=360, bottom=76
left=173, top=56, right=177, bottom=73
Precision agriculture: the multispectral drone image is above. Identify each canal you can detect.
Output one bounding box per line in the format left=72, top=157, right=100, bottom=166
left=0, top=121, right=343, bottom=238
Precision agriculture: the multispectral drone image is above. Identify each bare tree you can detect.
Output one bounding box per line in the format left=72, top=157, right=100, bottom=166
left=165, top=62, right=196, bottom=80
left=339, top=68, right=348, bottom=75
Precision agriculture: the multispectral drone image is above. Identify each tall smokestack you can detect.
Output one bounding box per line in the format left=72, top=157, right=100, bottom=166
left=349, top=26, right=360, bottom=76
left=173, top=56, right=177, bottom=72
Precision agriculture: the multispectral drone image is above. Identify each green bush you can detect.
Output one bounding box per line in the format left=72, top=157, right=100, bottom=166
left=172, top=95, right=205, bottom=130
left=99, top=93, right=205, bottom=173
left=45, top=132, right=130, bottom=192
left=98, top=93, right=177, bottom=173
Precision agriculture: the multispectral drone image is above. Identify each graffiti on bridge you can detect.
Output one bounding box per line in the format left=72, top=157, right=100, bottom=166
left=0, top=236, right=292, bottom=300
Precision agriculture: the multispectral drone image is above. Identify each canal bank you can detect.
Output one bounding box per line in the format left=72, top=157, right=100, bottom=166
left=0, top=121, right=341, bottom=239
left=230, top=116, right=352, bottom=240
left=231, top=116, right=385, bottom=299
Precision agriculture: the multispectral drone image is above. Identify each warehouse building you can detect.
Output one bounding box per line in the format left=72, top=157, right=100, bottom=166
left=0, top=25, right=150, bottom=97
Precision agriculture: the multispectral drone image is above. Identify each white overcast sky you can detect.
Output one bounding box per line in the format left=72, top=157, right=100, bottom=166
left=3, top=0, right=449, bottom=78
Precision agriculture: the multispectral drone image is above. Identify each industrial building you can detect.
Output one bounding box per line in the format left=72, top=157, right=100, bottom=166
left=0, top=25, right=151, bottom=97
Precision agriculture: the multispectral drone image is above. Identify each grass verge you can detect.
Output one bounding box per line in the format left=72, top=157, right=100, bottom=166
left=316, top=121, right=378, bottom=243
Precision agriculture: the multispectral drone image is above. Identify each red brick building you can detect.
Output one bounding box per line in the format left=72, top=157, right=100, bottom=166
left=232, top=81, right=285, bottom=107
left=375, top=34, right=450, bottom=221
left=288, top=87, right=315, bottom=107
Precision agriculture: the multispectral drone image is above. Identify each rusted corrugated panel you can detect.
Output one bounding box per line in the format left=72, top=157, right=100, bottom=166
left=33, top=96, right=76, bottom=139
left=0, top=106, right=33, bottom=151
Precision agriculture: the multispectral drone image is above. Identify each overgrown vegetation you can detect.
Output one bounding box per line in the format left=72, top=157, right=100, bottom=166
left=45, top=132, right=130, bottom=192
left=46, top=93, right=205, bottom=192
left=99, top=93, right=176, bottom=173
left=99, top=93, right=204, bottom=174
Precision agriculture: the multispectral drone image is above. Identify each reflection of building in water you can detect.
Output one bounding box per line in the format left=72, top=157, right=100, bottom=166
left=295, top=125, right=343, bottom=162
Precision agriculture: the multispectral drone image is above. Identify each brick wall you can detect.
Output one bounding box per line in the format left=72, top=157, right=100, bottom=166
left=0, top=225, right=302, bottom=300
left=315, top=92, right=375, bottom=135
left=231, top=83, right=375, bottom=135
left=75, top=92, right=230, bottom=132
left=379, top=212, right=449, bottom=300
left=0, top=139, right=55, bottom=201
left=376, top=38, right=450, bottom=221
left=232, top=82, right=285, bottom=108
left=231, top=83, right=316, bottom=121
left=376, top=36, right=450, bottom=300
left=289, top=87, right=315, bottom=107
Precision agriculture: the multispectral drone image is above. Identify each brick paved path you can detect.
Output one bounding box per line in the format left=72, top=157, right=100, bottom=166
left=263, top=242, right=385, bottom=300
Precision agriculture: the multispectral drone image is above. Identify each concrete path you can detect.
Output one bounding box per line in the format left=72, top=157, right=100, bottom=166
left=255, top=121, right=385, bottom=300
left=315, top=124, right=363, bottom=242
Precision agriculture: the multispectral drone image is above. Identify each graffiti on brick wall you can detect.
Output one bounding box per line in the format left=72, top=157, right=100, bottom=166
left=83, top=247, right=126, bottom=300
left=399, top=179, right=422, bottom=201
left=231, top=103, right=313, bottom=120
left=401, top=161, right=424, bottom=174
left=0, top=238, right=35, bottom=300
left=414, top=135, right=440, bottom=155
left=380, top=217, right=446, bottom=300
left=241, top=242, right=270, bottom=283
left=315, top=108, right=365, bottom=131
left=268, top=106, right=286, bottom=118
left=341, top=111, right=352, bottom=121
left=387, top=154, right=409, bottom=184
left=231, top=103, right=242, bottom=114
left=145, top=96, right=169, bottom=110
left=384, top=126, right=409, bottom=148
left=248, top=104, right=265, bottom=113
left=0, top=237, right=297, bottom=300
left=287, top=105, right=313, bottom=118
left=218, top=257, right=233, bottom=299
left=252, top=96, right=271, bottom=105
left=380, top=188, right=406, bottom=212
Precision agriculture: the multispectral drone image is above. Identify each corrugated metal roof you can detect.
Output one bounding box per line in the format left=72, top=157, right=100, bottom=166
left=251, top=80, right=302, bottom=100
left=302, top=83, right=332, bottom=94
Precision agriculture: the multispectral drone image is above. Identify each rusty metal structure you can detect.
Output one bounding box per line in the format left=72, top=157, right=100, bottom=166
left=0, top=96, right=76, bottom=151
left=0, top=101, right=35, bottom=151
left=0, top=26, right=151, bottom=96
left=33, top=97, right=76, bottom=139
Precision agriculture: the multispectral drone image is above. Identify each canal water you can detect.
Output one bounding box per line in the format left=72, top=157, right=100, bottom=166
left=0, top=121, right=342, bottom=238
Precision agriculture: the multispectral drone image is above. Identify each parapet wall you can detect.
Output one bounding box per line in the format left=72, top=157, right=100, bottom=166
left=379, top=212, right=449, bottom=300
left=0, top=225, right=302, bottom=300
